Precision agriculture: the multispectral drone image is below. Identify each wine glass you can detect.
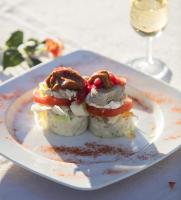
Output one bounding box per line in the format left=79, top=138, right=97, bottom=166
left=128, top=0, right=169, bottom=79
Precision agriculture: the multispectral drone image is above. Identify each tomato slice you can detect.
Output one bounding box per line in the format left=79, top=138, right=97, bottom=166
left=86, top=98, right=133, bottom=117
left=33, top=89, right=71, bottom=106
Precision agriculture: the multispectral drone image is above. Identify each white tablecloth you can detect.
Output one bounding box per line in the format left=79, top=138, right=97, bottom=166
left=0, top=0, right=180, bottom=199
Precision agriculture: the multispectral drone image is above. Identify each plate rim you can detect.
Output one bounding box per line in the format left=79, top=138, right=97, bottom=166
left=0, top=50, right=180, bottom=190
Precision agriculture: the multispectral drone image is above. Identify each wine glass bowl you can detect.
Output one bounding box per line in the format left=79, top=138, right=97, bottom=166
left=128, top=0, right=169, bottom=79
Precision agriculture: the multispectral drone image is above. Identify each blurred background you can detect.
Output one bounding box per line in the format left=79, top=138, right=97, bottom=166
left=0, top=0, right=180, bottom=87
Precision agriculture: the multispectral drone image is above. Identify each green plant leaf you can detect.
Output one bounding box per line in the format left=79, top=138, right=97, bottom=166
left=24, top=38, right=39, bottom=56
left=27, top=56, right=41, bottom=68
left=6, top=30, right=23, bottom=48
left=2, top=48, right=24, bottom=69
left=28, top=38, right=39, bottom=44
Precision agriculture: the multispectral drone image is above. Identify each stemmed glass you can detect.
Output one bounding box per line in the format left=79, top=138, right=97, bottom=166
left=128, top=0, right=168, bottom=78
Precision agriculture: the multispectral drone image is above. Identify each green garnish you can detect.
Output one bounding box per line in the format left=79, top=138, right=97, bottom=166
left=1, top=30, right=63, bottom=69
left=24, top=38, right=39, bottom=55
left=27, top=56, right=41, bottom=67
left=3, top=48, right=24, bottom=69
left=6, top=30, right=23, bottom=48
left=2, top=30, right=45, bottom=69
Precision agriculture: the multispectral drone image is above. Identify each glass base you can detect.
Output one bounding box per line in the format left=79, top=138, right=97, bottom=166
left=127, top=57, right=169, bottom=79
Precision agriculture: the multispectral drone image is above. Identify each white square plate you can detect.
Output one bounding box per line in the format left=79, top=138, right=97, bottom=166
left=0, top=50, right=180, bottom=190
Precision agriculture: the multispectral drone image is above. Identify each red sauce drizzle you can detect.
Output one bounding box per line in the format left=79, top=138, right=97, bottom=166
left=40, top=142, right=135, bottom=158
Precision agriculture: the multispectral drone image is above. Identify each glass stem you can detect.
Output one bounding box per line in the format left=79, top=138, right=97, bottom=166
left=147, top=37, right=154, bottom=64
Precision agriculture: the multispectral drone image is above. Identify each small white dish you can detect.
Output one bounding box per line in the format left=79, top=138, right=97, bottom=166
left=0, top=50, right=180, bottom=190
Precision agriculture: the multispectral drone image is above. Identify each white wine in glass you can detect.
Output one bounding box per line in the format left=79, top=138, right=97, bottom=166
left=128, top=0, right=169, bottom=78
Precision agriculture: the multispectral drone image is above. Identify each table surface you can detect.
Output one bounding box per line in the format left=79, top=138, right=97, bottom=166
left=0, top=0, right=180, bottom=199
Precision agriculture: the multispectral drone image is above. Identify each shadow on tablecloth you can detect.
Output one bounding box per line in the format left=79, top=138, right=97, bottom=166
left=0, top=148, right=180, bottom=200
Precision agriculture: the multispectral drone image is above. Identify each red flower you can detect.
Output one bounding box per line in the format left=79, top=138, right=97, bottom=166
left=45, top=38, right=64, bottom=57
